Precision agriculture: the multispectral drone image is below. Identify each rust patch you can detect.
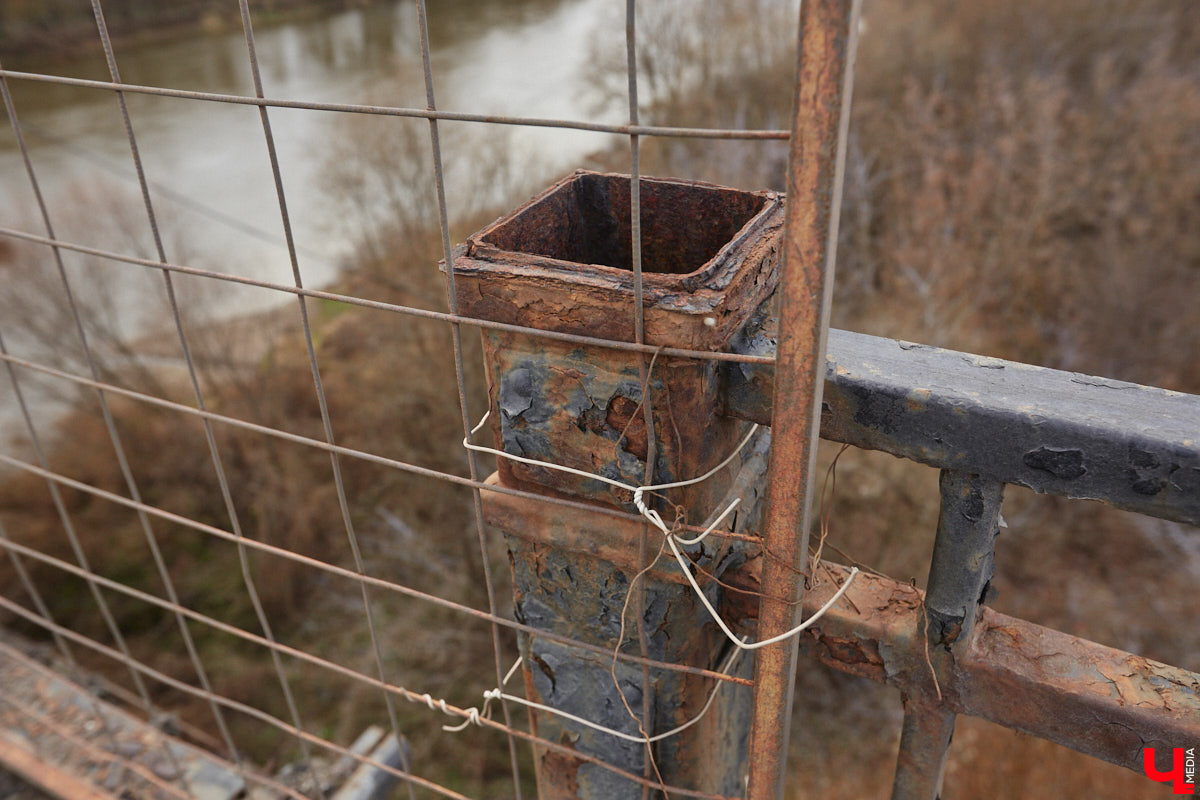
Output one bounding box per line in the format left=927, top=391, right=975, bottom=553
left=809, top=632, right=887, bottom=681
left=539, top=746, right=583, bottom=800
left=453, top=171, right=784, bottom=350
left=604, top=394, right=648, bottom=461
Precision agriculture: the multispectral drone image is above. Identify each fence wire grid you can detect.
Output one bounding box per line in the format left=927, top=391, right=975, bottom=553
left=0, top=1, right=810, bottom=799
left=5, top=3, right=1198, bottom=800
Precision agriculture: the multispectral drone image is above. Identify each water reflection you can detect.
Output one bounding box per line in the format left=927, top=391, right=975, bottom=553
left=0, top=0, right=624, bottom=446
left=0, top=0, right=618, bottom=321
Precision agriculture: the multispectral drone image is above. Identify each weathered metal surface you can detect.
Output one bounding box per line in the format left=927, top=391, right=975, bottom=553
left=479, top=330, right=751, bottom=511
left=745, top=1, right=861, bottom=799
left=924, top=473, right=1005, bottom=653
left=482, top=468, right=762, bottom=798
left=725, top=322, right=1200, bottom=527
left=454, top=171, right=784, bottom=349
left=455, top=171, right=781, bottom=509
left=746, top=562, right=1200, bottom=776
left=890, top=472, right=1005, bottom=799
left=960, top=614, right=1200, bottom=775
left=0, top=736, right=115, bottom=800
left=458, top=170, right=788, bottom=798
left=890, top=702, right=955, bottom=800
left=0, top=639, right=246, bottom=800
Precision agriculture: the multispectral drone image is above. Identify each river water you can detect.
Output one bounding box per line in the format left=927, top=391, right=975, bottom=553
left=0, top=0, right=625, bottom=443
left=0, top=0, right=621, bottom=322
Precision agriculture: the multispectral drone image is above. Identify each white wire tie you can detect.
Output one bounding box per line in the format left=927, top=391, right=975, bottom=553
left=464, top=412, right=859, bottom=653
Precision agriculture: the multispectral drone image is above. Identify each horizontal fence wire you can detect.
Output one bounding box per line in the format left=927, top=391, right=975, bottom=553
left=0, top=1, right=786, bottom=797
left=0, top=225, right=775, bottom=365
left=0, top=593, right=744, bottom=800
left=0, top=349, right=763, bottom=550
left=0, top=452, right=756, bottom=689
left=0, top=70, right=789, bottom=140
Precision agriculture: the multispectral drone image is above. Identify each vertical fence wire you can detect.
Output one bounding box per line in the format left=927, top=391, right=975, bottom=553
left=413, top=2, right=527, bottom=797
left=233, top=3, right=419, bottom=797
left=0, top=47, right=246, bottom=779
left=623, top=2, right=662, bottom=795
left=85, top=1, right=326, bottom=793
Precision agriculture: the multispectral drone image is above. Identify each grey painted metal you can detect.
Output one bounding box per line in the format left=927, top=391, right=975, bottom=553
left=482, top=439, right=767, bottom=799
left=891, top=703, right=955, bottom=800
left=329, top=732, right=410, bottom=800
left=890, top=472, right=1005, bottom=799
left=924, top=473, right=1006, bottom=649
left=724, top=323, right=1200, bottom=527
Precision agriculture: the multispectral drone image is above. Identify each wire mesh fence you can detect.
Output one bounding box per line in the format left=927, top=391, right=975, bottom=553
left=3, top=2, right=1200, bottom=800
left=0, top=1, right=824, bottom=798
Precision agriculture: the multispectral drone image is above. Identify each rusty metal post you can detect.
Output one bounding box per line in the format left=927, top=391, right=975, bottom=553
left=452, top=171, right=786, bottom=798
left=891, top=471, right=1005, bottom=799
left=745, top=1, right=860, bottom=799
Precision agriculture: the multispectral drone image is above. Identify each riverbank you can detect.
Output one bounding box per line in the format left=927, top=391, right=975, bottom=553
left=0, top=0, right=376, bottom=59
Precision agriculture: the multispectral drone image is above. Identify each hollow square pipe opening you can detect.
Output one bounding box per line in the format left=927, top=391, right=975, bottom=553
left=453, top=170, right=784, bottom=349
left=479, top=171, right=768, bottom=276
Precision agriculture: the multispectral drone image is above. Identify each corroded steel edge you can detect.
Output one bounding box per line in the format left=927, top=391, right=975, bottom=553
left=0, top=640, right=245, bottom=799
left=484, top=466, right=762, bottom=798
left=451, top=172, right=785, bottom=352
left=773, top=562, right=1200, bottom=775
left=725, top=323, right=1200, bottom=527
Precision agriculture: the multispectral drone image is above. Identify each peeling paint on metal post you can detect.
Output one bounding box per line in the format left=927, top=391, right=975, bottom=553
left=890, top=472, right=1005, bottom=799
left=452, top=171, right=785, bottom=797
left=924, top=473, right=1004, bottom=651
left=745, top=2, right=860, bottom=799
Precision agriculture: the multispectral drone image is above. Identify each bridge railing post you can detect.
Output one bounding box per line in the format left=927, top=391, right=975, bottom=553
left=451, top=170, right=786, bottom=797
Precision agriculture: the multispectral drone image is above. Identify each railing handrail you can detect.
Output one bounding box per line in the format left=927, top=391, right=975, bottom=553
left=725, top=316, right=1200, bottom=527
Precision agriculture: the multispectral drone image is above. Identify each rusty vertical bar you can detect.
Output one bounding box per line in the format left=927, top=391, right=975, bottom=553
left=891, top=471, right=1005, bottom=799
left=745, top=1, right=860, bottom=799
